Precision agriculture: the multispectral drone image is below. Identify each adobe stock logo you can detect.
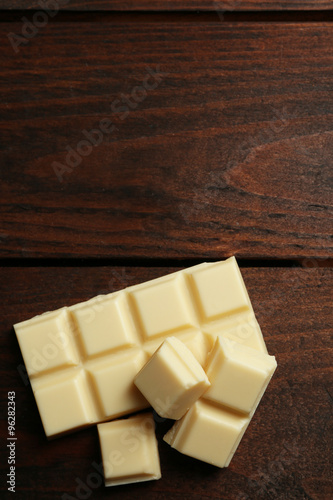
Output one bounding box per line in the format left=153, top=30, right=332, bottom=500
left=52, top=65, right=168, bottom=183
left=7, top=0, right=70, bottom=53
left=61, top=415, right=155, bottom=499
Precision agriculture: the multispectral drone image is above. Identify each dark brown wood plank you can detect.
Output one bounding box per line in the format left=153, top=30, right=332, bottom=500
left=0, top=22, right=332, bottom=260
left=0, top=0, right=332, bottom=11
left=1, top=266, right=332, bottom=499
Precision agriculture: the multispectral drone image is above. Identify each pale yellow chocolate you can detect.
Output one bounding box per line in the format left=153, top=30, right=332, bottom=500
left=164, top=337, right=277, bottom=467
left=205, top=337, right=277, bottom=414
left=97, top=413, right=161, bottom=487
left=134, top=337, right=210, bottom=420
left=164, top=400, right=249, bottom=468
left=14, top=256, right=267, bottom=437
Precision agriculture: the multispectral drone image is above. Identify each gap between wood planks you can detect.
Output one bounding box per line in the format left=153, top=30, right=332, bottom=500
left=0, top=258, right=332, bottom=268
left=0, top=11, right=332, bottom=23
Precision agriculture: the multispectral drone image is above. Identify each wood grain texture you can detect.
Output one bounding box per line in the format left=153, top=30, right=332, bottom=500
left=0, top=0, right=332, bottom=11
left=1, top=266, right=332, bottom=499
left=0, top=22, right=332, bottom=260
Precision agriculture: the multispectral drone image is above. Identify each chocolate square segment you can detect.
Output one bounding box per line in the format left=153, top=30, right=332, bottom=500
left=15, top=308, right=79, bottom=377
left=204, top=338, right=277, bottom=414
left=135, top=337, right=210, bottom=420
left=164, top=400, right=249, bottom=468
left=70, top=293, right=138, bottom=358
left=129, top=275, right=197, bottom=340
left=86, top=350, right=148, bottom=419
left=33, top=370, right=95, bottom=437
left=189, top=257, right=251, bottom=322
left=98, top=413, right=161, bottom=487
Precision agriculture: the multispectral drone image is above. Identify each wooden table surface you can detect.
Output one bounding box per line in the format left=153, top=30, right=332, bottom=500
left=0, top=1, right=332, bottom=499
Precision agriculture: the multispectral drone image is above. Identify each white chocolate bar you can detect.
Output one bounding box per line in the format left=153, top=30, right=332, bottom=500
left=14, top=257, right=267, bottom=437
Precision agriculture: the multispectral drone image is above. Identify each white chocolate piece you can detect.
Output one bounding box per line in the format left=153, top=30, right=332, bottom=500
left=163, top=340, right=277, bottom=467
left=164, top=400, right=249, bottom=468
left=98, top=413, right=161, bottom=487
left=205, top=337, right=277, bottom=414
left=135, top=337, right=210, bottom=420
left=14, top=256, right=267, bottom=437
